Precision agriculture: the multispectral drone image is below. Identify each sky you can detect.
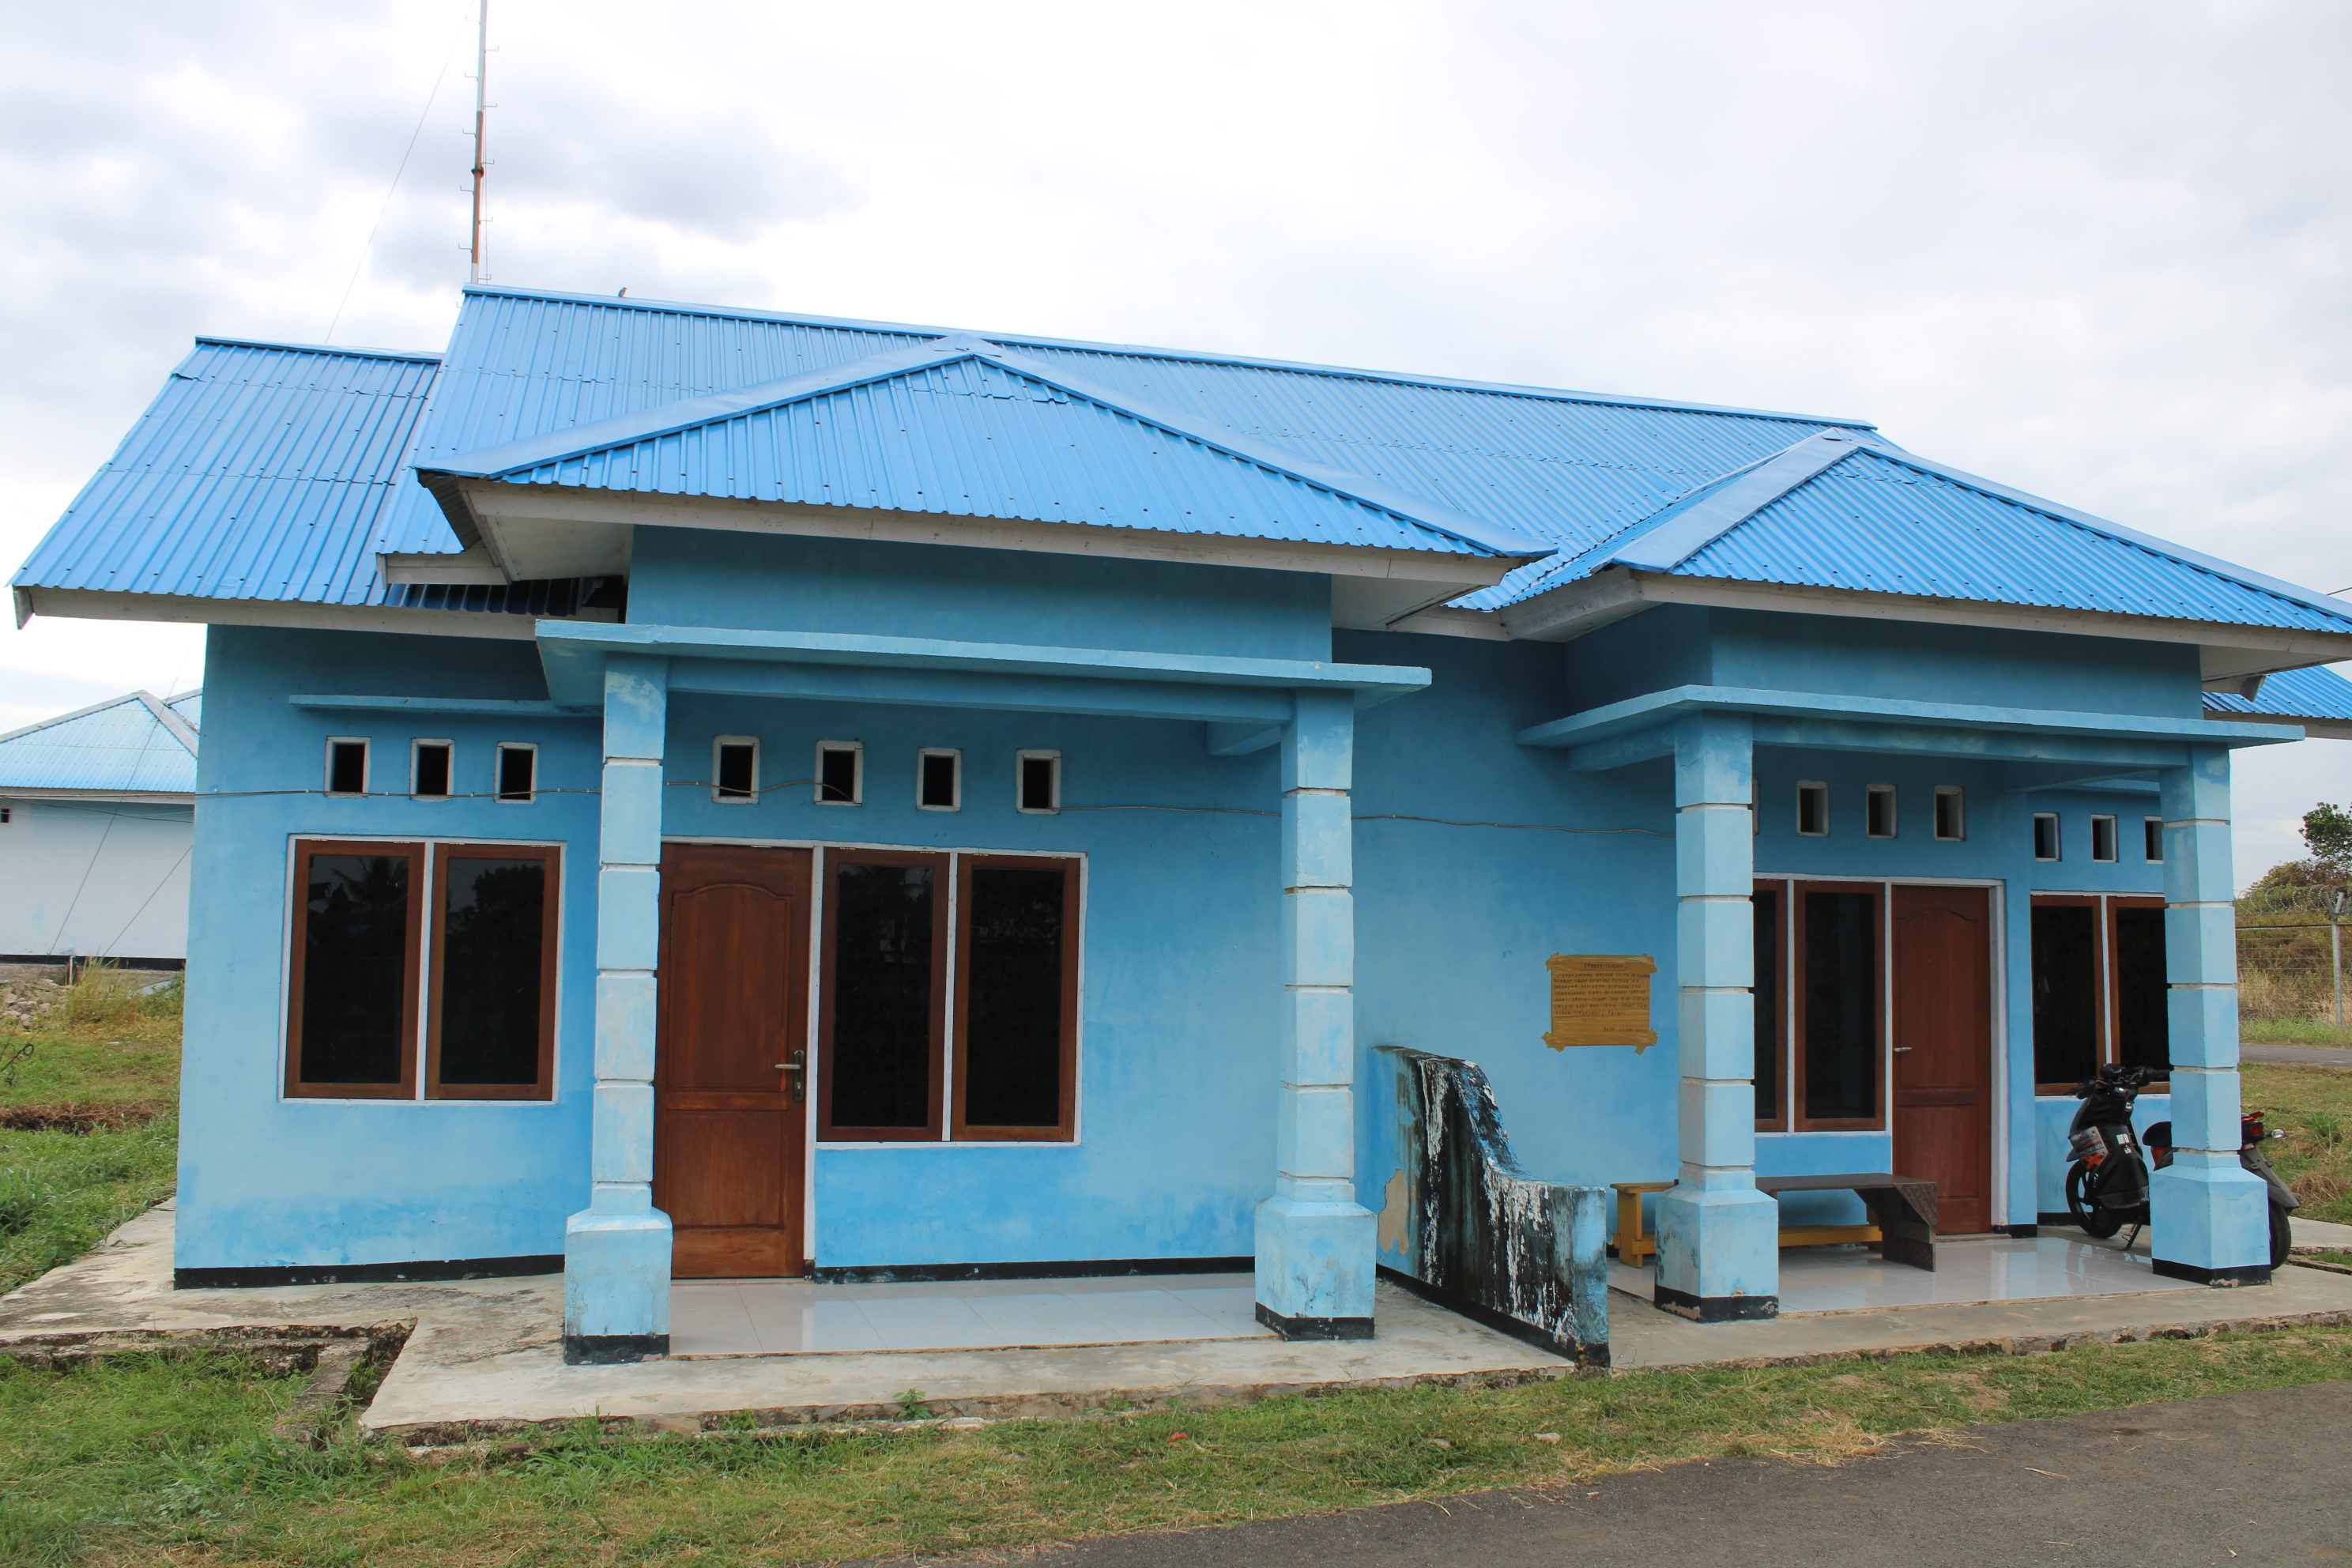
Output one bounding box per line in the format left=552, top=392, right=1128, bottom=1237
left=2, top=0, right=2346, bottom=882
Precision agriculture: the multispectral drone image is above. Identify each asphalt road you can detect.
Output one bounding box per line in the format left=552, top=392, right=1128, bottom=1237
left=2245, top=1041, right=2352, bottom=1068
left=982, top=1381, right=2352, bottom=1568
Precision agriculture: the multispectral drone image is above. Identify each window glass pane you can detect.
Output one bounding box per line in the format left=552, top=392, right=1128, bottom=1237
left=964, top=866, right=1066, bottom=1128
left=496, top=747, right=534, bottom=801
left=438, top=857, right=545, bottom=1084
left=921, top=752, right=958, bottom=808
left=328, top=742, right=367, bottom=795
left=299, top=854, right=409, bottom=1084
left=829, top=862, right=933, bottom=1128
left=716, top=744, right=756, bottom=799
left=1753, top=889, right=1779, bottom=1122
left=820, top=748, right=858, bottom=803
left=413, top=744, right=450, bottom=797
left=1803, top=891, right=1877, bottom=1120
left=2114, top=906, right=2170, bottom=1074
left=1020, top=755, right=1057, bottom=812
left=2031, top=904, right=2099, bottom=1085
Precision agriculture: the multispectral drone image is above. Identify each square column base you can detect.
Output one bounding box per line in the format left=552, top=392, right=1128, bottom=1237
left=564, top=1207, right=673, bottom=1363
left=2151, top=1157, right=2271, bottom=1286
left=1656, top=1183, right=1779, bottom=1321
left=1254, top=1195, right=1374, bottom=1338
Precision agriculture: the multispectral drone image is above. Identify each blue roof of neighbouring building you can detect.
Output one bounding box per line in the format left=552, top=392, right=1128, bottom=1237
left=0, top=691, right=200, bottom=795
left=2205, top=665, right=2352, bottom=723
left=17, top=285, right=2352, bottom=643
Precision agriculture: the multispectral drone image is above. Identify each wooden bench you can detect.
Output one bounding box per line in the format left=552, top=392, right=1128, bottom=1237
left=1611, top=1174, right=1939, bottom=1272
left=1755, top=1173, right=1939, bottom=1272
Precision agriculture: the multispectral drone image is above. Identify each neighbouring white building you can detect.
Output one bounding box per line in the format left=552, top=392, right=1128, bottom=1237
left=0, top=690, right=200, bottom=966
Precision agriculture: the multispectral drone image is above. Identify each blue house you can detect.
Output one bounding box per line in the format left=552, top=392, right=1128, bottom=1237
left=16, top=287, right=2352, bottom=1361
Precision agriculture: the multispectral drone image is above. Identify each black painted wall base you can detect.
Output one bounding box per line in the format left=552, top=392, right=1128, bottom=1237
left=2005, top=1223, right=2038, bottom=1239
left=176, top=1253, right=563, bottom=1290
left=1376, top=1265, right=1607, bottom=1366
left=1654, top=1284, right=1779, bottom=1322
left=2153, top=1258, right=2272, bottom=1287
left=564, top=1333, right=669, bottom=1365
left=812, top=1256, right=1252, bottom=1286
left=1255, top=1302, right=1374, bottom=1340
left=2038, top=1212, right=2079, bottom=1229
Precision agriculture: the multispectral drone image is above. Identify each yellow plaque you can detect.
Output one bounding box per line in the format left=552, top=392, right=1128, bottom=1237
left=1544, top=954, right=1657, bottom=1051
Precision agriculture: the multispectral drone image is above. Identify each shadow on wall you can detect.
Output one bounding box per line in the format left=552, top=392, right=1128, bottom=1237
left=1374, top=1046, right=1610, bottom=1366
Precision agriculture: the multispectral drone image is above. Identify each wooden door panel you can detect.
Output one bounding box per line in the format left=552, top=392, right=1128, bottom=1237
left=1891, top=884, right=1993, bottom=1234
left=654, top=844, right=812, bottom=1279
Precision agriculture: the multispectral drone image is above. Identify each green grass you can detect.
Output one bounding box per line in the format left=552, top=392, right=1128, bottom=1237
left=0, top=1326, right=2344, bottom=1567
left=2244, top=1061, right=2352, bottom=1224
left=2242, top=1019, right=2352, bottom=1047
left=0, top=967, right=183, bottom=1295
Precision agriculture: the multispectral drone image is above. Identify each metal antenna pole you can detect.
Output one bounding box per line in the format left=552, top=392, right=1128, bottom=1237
left=469, top=1, right=488, bottom=284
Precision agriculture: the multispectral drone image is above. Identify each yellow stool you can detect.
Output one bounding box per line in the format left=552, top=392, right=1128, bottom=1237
left=1611, top=1181, right=1675, bottom=1266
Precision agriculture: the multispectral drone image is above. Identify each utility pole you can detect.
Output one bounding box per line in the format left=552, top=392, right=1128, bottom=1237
left=469, top=2, right=489, bottom=285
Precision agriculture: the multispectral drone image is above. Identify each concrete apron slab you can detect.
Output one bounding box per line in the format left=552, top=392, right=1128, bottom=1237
left=9, top=1204, right=2352, bottom=1442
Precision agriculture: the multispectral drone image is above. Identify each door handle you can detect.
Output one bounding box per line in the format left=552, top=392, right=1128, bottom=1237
left=1891, top=1046, right=1913, bottom=1053
left=775, top=1049, right=807, bottom=1102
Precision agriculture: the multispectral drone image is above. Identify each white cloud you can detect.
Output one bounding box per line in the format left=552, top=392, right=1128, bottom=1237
left=2, top=0, right=2348, bottom=876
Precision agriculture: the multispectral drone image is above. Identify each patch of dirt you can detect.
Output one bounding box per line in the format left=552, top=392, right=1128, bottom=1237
left=0, top=1101, right=168, bottom=1133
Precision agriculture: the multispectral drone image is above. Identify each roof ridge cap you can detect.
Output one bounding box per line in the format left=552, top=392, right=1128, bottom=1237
left=457, top=285, right=1879, bottom=429
left=0, top=691, right=153, bottom=748
left=1605, top=433, right=1869, bottom=573
left=194, top=336, right=443, bottom=364
left=134, top=690, right=202, bottom=756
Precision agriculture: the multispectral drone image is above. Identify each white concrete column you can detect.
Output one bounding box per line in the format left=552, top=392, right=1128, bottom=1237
left=1253, top=688, right=1375, bottom=1338
left=1654, top=711, right=1780, bottom=1321
left=2150, top=744, right=2270, bottom=1283
left=562, top=653, right=674, bottom=1362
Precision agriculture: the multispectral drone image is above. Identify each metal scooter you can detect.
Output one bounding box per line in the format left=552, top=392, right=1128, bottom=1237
left=2065, top=1062, right=2301, bottom=1268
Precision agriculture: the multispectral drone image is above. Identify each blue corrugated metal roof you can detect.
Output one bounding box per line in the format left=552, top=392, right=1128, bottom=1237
left=1657, top=446, right=2352, bottom=635
left=13, top=341, right=441, bottom=607
left=0, top=691, right=199, bottom=795
left=428, top=338, right=1544, bottom=558
left=2206, top=664, right=2352, bottom=721
left=18, top=284, right=2352, bottom=648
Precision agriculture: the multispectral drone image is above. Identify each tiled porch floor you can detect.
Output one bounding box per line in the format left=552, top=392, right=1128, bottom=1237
left=669, top=1272, right=1272, bottom=1358
left=1609, top=1235, right=2192, bottom=1315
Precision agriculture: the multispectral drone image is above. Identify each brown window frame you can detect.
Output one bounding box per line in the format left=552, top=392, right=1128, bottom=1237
left=952, top=854, right=1081, bottom=1142
left=285, top=839, right=424, bottom=1100
left=425, top=842, right=562, bottom=1101
left=817, top=847, right=951, bottom=1141
left=1755, top=877, right=1790, bottom=1133
left=2029, top=891, right=2168, bottom=1095
left=1792, top=878, right=1886, bottom=1133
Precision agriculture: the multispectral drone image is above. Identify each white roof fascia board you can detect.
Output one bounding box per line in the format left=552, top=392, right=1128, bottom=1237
left=1498, top=569, right=2352, bottom=676
left=455, top=483, right=1521, bottom=591
left=14, top=586, right=548, bottom=642
left=379, top=548, right=510, bottom=585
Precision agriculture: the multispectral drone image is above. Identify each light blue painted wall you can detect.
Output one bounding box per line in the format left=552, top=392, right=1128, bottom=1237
left=1566, top=605, right=2203, bottom=719
left=627, top=529, right=1334, bottom=663
left=176, top=625, right=601, bottom=1271
left=179, top=588, right=2201, bottom=1272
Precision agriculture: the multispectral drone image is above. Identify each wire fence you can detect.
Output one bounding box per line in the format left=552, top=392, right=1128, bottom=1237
left=2236, top=883, right=2350, bottom=1029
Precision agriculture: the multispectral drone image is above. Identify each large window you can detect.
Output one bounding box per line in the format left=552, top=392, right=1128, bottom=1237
left=2030, top=892, right=2168, bottom=1091
left=820, top=848, right=1080, bottom=1143
left=1755, top=877, right=1887, bottom=1132
left=286, top=838, right=560, bottom=1100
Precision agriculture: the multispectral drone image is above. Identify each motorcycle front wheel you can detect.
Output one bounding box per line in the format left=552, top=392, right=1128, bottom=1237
left=2065, top=1165, right=2124, bottom=1238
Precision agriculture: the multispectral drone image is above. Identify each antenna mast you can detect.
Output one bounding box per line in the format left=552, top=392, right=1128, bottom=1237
left=468, top=2, right=489, bottom=284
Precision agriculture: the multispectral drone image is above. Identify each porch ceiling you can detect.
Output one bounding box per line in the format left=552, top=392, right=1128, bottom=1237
left=535, top=619, right=1431, bottom=725
left=1516, top=683, right=2301, bottom=772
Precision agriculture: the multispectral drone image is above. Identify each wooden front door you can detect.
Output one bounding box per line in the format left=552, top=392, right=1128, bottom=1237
left=1890, top=884, right=1995, bottom=1234
left=654, top=844, right=812, bottom=1278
